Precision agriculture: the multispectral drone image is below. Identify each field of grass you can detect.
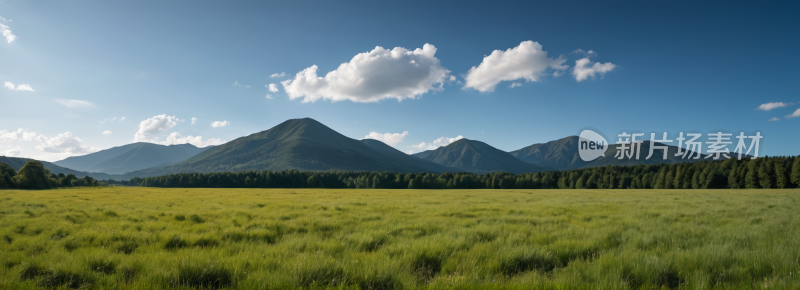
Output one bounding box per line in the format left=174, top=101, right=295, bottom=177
left=0, top=187, right=799, bottom=289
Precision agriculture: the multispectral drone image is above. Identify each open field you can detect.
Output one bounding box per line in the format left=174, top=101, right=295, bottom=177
left=0, top=188, right=799, bottom=289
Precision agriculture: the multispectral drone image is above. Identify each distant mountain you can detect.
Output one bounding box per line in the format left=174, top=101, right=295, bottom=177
left=127, top=118, right=449, bottom=176
left=0, top=156, right=114, bottom=179
left=509, top=136, right=589, bottom=170
left=412, top=150, right=433, bottom=159
left=54, top=143, right=210, bottom=174
left=419, top=139, right=548, bottom=174
left=510, top=136, right=740, bottom=170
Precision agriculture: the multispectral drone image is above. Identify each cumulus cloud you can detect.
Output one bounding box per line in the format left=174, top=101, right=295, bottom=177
left=233, top=81, right=251, bottom=88
left=0, top=128, right=43, bottom=142
left=4, top=147, right=22, bottom=157
left=211, top=121, right=230, bottom=128
left=103, top=130, right=112, bottom=136
left=411, top=135, right=464, bottom=151
left=267, top=83, right=279, bottom=93
left=362, top=131, right=408, bottom=147
left=463, top=41, right=567, bottom=92
left=572, top=57, right=615, bottom=82
left=35, top=131, right=97, bottom=154
left=282, top=44, right=451, bottom=103
left=270, top=72, right=286, bottom=78
left=786, top=109, right=800, bottom=119
left=191, top=117, right=197, bottom=124
left=55, top=99, right=93, bottom=108
left=161, top=132, right=223, bottom=148
left=4, top=81, right=34, bottom=91
left=769, top=117, right=780, bottom=122
left=0, top=19, right=16, bottom=43
left=756, top=102, right=791, bottom=111
left=134, top=114, right=181, bottom=142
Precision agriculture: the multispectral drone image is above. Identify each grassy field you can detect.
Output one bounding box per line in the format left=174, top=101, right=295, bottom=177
left=0, top=188, right=798, bottom=289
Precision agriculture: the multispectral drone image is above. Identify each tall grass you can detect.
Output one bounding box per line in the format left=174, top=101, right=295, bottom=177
left=0, top=187, right=798, bottom=289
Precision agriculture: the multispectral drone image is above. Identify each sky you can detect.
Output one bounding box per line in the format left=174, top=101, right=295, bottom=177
left=1, top=0, right=798, bottom=162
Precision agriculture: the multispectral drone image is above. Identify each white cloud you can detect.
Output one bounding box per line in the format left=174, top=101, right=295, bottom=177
left=134, top=114, right=180, bottom=142
left=191, top=117, right=197, bottom=124
left=572, top=49, right=597, bottom=57
left=35, top=131, right=97, bottom=155
left=98, top=116, right=126, bottom=123
left=786, top=108, right=800, bottom=119
left=756, top=102, right=791, bottom=111
left=361, top=131, right=408, bottom=147
left=120, top=117, right=126, bottom=121
left=265, top=94, right=274, bottom=99
left=282, top=43, right=451, bottom=103
left=510, top=82, right=522, bottom=88
left=0, top=20, right=16, bottom=44
left=0, top=128, right=43, bottom=142
left=4, top=147, right=22, bottom=157
left=267, top=83, right=279, bottom=93
left=55, top=99, right=93, bottom=108
left=103, top=130, right=112, bottom=136
left=410, top=135, right=464, bottom=151
left=211, top=120, right=230, bottom=128
left=4, top=81, right=34, bottom=91
left=233, top=81, right=251, bottom=88
left=463, top=41, right=567, bottom=92
left=270, top=72, right=286, bottom=78
left=160, top=132, right=223, bottom=148
left=768, top=117, right=780, bottom=122
left=572, top=57, right=615, bottom=82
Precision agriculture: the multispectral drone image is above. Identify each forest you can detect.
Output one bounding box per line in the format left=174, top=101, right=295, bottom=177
left=0, top=161, right=106, bottom=189
left=121, top=156, right=800, bottom=190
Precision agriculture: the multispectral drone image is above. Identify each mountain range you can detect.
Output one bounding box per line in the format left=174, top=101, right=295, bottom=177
left=1, top=118, right=731, bottom=180
left=54, top=143, right=211, bottom=174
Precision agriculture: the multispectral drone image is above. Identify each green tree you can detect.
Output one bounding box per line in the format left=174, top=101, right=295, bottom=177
left=13, top=161, right=53, bottom=189
left=791, top=157, right=800, bottom=187
left=0, top=162, right=17, bottom=189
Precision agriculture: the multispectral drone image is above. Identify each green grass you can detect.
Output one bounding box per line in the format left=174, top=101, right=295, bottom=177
left=0, top=187, right=799, bottom=289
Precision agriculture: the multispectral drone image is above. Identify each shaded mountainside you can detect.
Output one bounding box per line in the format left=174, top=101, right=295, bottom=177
left=0, top=156, right=115, bottom=179
left=127, top=118, right=449, bottom=177
left=420, top=139, right=549, bottom=174
left=411, top=150, right=433, bottom=159
left=510, top=136, right=742, bottom=170
left=54, top=143, right=210, bottom=174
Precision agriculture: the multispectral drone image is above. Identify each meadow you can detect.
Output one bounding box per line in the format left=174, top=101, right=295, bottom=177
left=0, top=187, right=798, bottom=289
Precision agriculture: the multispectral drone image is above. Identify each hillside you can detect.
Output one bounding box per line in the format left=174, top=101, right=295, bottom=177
left=127, top=118, right=449, bottom=177
left=54, top=143, right=210, bottom=174
left=420, top=139, right=548, bottom=174
left=0, top=156, right=114, bottom=179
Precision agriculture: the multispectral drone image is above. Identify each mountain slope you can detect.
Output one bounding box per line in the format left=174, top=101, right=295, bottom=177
left=0, top=156, right=115, bottom=179
left=54, top=143, right=210, bottom=174
left=510, top=136, right=740, bottom=170
left=412, top=150, right=433, bottom=159
left=420, top=139, right=548, bottom=174
left=128, top=118, right=448, bottom=176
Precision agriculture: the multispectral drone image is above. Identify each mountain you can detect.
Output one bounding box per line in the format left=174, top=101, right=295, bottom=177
left=54, top=143, right=210, bottom=174
left=510, top=136, right=740, bottom=170
left=412, top=150, right=433, bottom=159
left=509, top=136, right=589, bottom=170
left=0, top=156, right=114, bottom=179
left=127, top=118, right=449, bottom=176
left=419, top=139, right=549, bottom=174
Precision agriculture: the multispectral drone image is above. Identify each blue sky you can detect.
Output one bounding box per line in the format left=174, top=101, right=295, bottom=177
left=1, top=0, right=798, bottom=162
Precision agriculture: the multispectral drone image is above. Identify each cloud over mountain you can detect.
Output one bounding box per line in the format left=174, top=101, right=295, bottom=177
left=282, top=44, right=450, bottom=103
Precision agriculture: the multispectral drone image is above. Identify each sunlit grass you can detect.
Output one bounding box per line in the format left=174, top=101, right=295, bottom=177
left=0, top=187, right=799, bottom=289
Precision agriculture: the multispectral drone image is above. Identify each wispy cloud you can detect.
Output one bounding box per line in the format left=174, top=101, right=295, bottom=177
left=756, top=102, right=792, bottom=111
left=103, top=130, right=113, bottom=135
left=786, top=108, right=800, bottom=119
left=573, top=57, right=615, bottom=82
left=191, top=117, right=197, bottom=125
left=211, top=120, right=230, bottom=128
left=270, top=72, right=286, bottom=78
left=4, top=81, right=33, bottom=91
left=55, top=99, right=93, bottom=108
left=0, top=17, right=16, bottom=43
left=768, top=117, right=780, bottom=122
left=232, top=81, right=251, bottom=88
left=361, top=131, right=409, bottom=147
left=410, top=135, right=464, bottom=152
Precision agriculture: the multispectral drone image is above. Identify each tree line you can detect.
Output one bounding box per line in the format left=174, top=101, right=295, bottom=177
left=124, top=156, right=800, bottom=189
left=0, top=161, right=106, bottom=189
